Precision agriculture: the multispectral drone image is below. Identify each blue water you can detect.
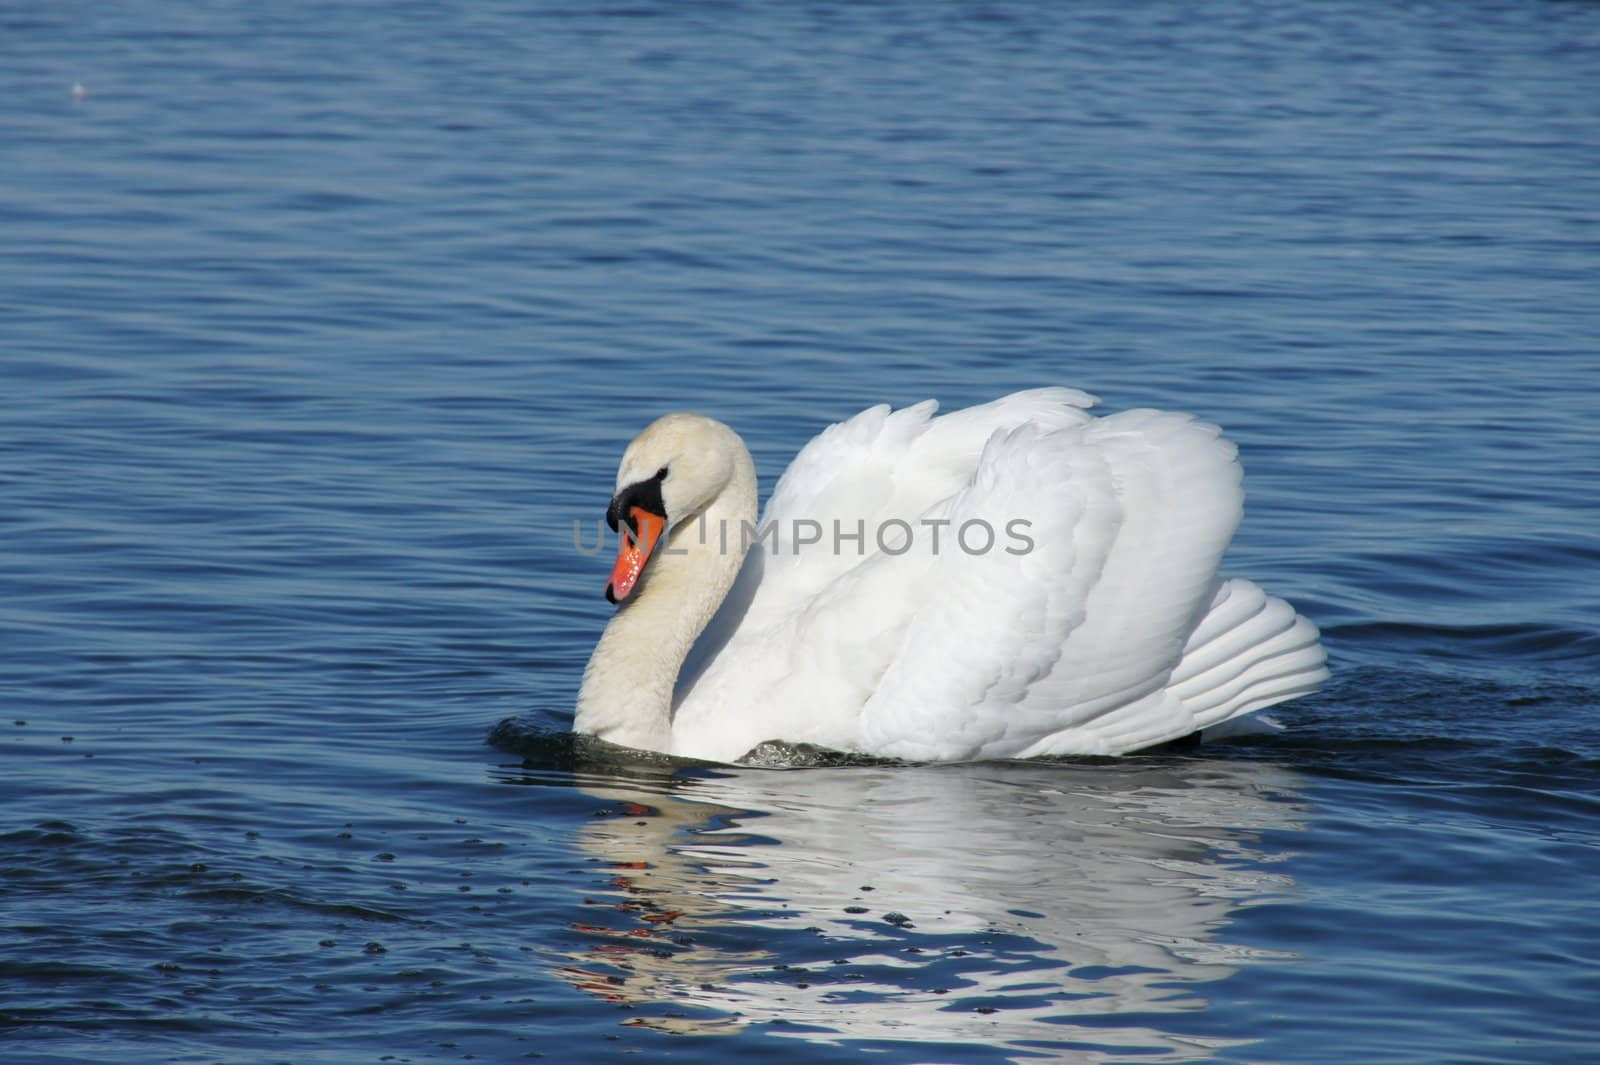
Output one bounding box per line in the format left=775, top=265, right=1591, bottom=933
left=4, top=1, right=1600, bottom=1062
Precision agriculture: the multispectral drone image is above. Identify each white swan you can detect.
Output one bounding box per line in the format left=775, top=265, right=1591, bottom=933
left=575, top=388, right=1327, bottom=763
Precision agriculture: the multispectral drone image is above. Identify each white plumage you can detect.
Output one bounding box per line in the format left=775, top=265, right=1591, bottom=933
left=574, top=388, right=1327, bottom=763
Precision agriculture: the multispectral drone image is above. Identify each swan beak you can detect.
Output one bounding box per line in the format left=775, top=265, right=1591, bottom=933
left=605, top=507, right=667, bottom=604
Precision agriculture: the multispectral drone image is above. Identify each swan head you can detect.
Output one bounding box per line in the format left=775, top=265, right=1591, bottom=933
left=603, top=413, right=745, bottom=604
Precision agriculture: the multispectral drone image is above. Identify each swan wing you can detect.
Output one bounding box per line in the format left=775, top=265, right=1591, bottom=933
left=675, top=394, right=1326, bottom=762
left=749, top=387, right=1096, bottom=621
left=674, top=389, right=1094, bottom=758
left=858, top=409, right=1264, bottom=760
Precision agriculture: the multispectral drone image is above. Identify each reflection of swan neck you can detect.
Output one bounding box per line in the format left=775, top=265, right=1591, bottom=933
left=575, top=453, right=756, bottom=752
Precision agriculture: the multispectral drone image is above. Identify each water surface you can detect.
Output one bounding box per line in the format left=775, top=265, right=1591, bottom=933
left=3, top=1, right=1599, bottom=1062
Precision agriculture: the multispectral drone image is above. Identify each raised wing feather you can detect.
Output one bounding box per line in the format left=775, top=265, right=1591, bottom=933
left=859, top=410, right=1245, bottom=760
left=675, top=389, right=1094, bottom=759
left=672, top=392, right=1325, bottom=763
left=749, top=388, right=1095, bottom=622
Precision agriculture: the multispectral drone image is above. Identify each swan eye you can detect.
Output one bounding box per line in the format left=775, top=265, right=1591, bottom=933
left=655, top=466, right=669, bottom=481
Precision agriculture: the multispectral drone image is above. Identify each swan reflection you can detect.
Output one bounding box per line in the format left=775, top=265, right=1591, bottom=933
left=520, top=754, right=1304, bottom=1061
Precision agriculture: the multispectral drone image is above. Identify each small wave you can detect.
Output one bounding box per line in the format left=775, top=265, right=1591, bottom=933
left=1324, top=620, right=1600, bottom=667
left=490, top=718, right=1219, bottom=772
left=485, top=713, right=580, bottom=762
left=486, top=715, right=903, bottom=771
left=735, top=740, right=905, bottom=769
left=1240, top=664, right=1600, bottom=781
left=486, top=714, right=695, bottom=778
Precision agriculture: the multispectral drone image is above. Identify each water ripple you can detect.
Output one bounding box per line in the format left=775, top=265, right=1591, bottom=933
left=4, top=0, right=1600, bottom=1061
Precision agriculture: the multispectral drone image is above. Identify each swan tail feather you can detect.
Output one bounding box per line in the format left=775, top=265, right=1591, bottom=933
left=1171, top=577, right=1329, bottom=734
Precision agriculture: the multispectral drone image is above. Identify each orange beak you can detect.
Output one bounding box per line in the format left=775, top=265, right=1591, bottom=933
left=605, top=507, right=666, bottom=603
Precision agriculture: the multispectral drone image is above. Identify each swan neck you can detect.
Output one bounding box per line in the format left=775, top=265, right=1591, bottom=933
left=575, top=452, right=757, bottom=754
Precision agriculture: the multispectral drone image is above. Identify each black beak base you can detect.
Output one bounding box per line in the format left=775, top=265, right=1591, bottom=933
left=606, top=475, right=667, bottom=535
